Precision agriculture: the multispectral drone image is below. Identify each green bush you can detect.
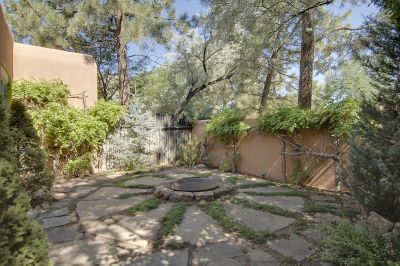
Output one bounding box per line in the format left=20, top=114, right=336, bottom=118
left=316, top=222, right=400, bottom=265
left=9, top=100, right=54, bottom=197
left=178, top=137, right=201, bottom=167
left=206, top=108, right=250, bottom=144
left=64, top=153, right=92, bottom=178
left=0, top=102, right=49, bottom=265
left=257, top=99, right=359, bottom=137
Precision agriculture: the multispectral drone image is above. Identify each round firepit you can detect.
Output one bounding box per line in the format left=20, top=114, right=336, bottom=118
left=154, top=176, right=233, bottom=202
left=166, top=177, right=221, bottom=192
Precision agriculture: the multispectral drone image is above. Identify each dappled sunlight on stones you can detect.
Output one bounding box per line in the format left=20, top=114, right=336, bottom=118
left=123, top=177, right=169, bottom=186
left=83, top=187, right=151, bottom=200
left=267, top=234, right=313, bottom=262
left=124, top=248, right=189, bottom=266
left=236, top=193, right=304, bottom=212
left=191, top=241, right=247, bottom=266
left=224, top=203, right=295, bottom=232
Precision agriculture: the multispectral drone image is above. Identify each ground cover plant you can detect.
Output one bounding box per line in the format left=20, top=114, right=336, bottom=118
left=160, top=202, right=189, bottom=237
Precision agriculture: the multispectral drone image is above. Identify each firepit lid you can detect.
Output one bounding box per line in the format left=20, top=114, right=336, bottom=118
left=166, top=177, right=221, bottom=192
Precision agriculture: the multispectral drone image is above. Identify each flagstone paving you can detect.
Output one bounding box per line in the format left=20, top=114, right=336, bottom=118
left=33, top=167, right=358, bottom=265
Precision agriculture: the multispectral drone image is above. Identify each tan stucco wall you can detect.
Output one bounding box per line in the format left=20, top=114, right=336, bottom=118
left=0, top=5, right=13, bottom=79
left=13, top=43, right=98, bottom=108
left=193, top=121, right=341, bottom=191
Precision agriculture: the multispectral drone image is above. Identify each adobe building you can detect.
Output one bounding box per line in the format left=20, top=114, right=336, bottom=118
left=0, top=5, right=97, bottom=109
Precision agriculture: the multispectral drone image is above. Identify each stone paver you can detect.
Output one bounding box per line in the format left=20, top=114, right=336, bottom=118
left=42, top=207, right=69, bottom=218
left=83, top=187, right=151, bottom=200
left=224, top=203, right=295, bottom=232
left=237, top=194, right=304, bottom=212
left=124, top=177, right=168, bottom=186
left=42, top=216, right=71, bottom=229
left=166, top=207, right=230, bottom=246
left=46, top=226, right=82, bottom=243
left=268, top=234, right=313, bottom=262
left=313, top=213, right=345, bottom=225
left=125, top=248, right=189, bottom=266
left=248, top=249, right=280, bottom=266
left=76, top=196, right=150, bottom=222
left=238, top=186, right=293, bottom=194
left=70, top=186, right=99, bottom=198
left=49, top=238, right=119, bottom=265
left=299, top=227, right=326, bottom=243
left=191, top=242, right=247, bottom=266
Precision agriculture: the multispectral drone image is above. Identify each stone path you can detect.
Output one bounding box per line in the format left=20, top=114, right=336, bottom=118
left=31, top=167, right=357, bottom=265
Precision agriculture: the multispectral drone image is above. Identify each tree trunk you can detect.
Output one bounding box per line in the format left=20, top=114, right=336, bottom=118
left=116, top=14, right=130, bottom=105
left=298, top=10, right=315, bottom=109
left=175, top=90, right=195, bottom=117
left=259, top=51, right=279, bottom=112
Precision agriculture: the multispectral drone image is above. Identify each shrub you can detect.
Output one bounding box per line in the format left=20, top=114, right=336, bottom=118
left=9, top=100, right=54, bottom=197
left=64, top=153, right=92, bottom=178
left=178, top=137, right=201, bottom=167
left=315, top=222, right=400, bottom=265
left=0, top=102, right=49, bottom=265
left=257, top=99, right=359, bottom=137
left=206, top=108, right=250, bottom=144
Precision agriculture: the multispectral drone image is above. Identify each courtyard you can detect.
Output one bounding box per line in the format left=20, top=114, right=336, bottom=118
left=33, top=167, right=357, bottom=265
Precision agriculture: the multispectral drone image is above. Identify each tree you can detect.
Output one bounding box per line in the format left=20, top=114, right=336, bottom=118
left=9, top=100, right=54, bottom=198
left=348, top=15, right=400, bottom=222
left=0, top=102, right=49, bottom=265
left=5, top=0, right=175, bottom=104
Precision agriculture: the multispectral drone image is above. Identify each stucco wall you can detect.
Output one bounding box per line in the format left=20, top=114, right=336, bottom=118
left=0, top=5, right=13, bottom=80
left=193, top=121, right=342, bottom=191
left=13, top=43, right=98, bottom=108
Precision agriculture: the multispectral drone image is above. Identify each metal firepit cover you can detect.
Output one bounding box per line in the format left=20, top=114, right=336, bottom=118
left=166, top=177, right=221, bottom=192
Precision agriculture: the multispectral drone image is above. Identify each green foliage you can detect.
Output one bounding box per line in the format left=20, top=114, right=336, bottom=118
left=178, top=137, right=201, bottom=167
left=9, top=101, right=54, bottom=197
left=206, top=108, right=250, bottom=144
left=230, top=197, right=297, bottom=218
left=226, top=175, right=247, bottom=185
left=165, top=240, right=190, bottom=250
left=11, top=80, right=125, bottom=177
left=123, top=198, right=161, bottom=216
left=303, top=200, right=334, bottom=214
left=12, top=80, right=69, bottom=109
left=201, top=201, right=274, bottom=244
left=64, top=153, right=92, bottom=178
left=0, top=103, right=49, bottom=265
left=349, top=16, right=400, bottom=222
left=160, top=202, right=189, bottom=237
left=243, top=190, right=309, bottom=197
left=116, top=192, right=140, bottom=199
left=257, top=99, right=359, bottom=137
left=316, top=222, right=400, bottom=265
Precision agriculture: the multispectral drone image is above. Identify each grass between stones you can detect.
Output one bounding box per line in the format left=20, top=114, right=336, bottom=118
left=293, top=218, right=312, bottom=231
left=303, top=200, right=334, bottom=214
left=236, top=182, right=273, bottom=189
left=123, top=198, right=161, bottom=215
left=165, top=240, right=191, bottom=250
left=229, top=197, right=298, bottom=218
left=200, top=201, right=274, bottom=244
left=243, top=190, right=309, bottom=197
left=113, top=180, right=155, bottom=189
left=160, top=202, right=189, bottom=238
left=226, top=175, right=247, bottom=184
left=116, top=192, right=140, bottom=199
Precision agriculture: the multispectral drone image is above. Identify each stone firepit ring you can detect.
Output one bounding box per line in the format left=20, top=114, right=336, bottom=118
left=154, top=177, right=233, bottom=202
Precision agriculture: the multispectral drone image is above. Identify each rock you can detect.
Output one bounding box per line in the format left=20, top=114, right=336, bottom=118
left=126, top=248, right=189, bottom=266
left=191, top=242, right=246, bottom=266
left=366, top=211, right=394, bottom=233
left=194, top=164, right=207, bottom=169
left=70, top=186, right=98, bottom=199
left=46, top=226, right=82, bottom=243
left=166, top=207, right=229, bottom=247
left=236, top=194, right=304, bottom=212
left=83, top=187, right=151, bottom=200
left=42, top=216, right=71, bottom=229
left=76, top=196, right=150, bottom=222
left=248, top=249, right=280, bottom=266
left=392, top=223, right=400, bottom=238
left=123, top=177, right=167, bottom=186
left=28, top=209, right=39, bottom=219
left=194, top=191, right=214, bottom=201
left=40, top=202, right=50, bottom=210
left=214, top=185, right=233, bottom=198
left=32, top=189, right=45, bottom=200
left=314, top=213, right=345, bottom=225
left=224, top=203, right=295, bottom=232
left=268, top=234, right=313, bottom=262
left=169, top=191, right=194, bottom=202
left=42, top=207, right=69, bottom=218
left=53, top=192, right=67, bottom=200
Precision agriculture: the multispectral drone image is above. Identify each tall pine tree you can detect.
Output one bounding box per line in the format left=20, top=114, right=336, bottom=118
left=0, top=103, right=49, bottom=265
left=349, top=14, right=400, bottom=222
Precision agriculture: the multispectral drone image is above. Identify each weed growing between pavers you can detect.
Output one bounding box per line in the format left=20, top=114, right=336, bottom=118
left=116, top=192, right=140, bottom=199
left=165, top=240, right=191, bottom=250
left=113, top=180, right=155, bottom=189
left=229, top=197, right=298, bottom=218
left=123, top=198, right=161, bottom=215
left=160, top=202, right=189, bottom=237
left=243, top=191, right=309, bottom=197
left=226, top=175, right=247, bottom=184
left=200, top=201, right=274, bottom=244
left=293, top=218, right=312, bottom=231
left=237, top=182, right=273, bottom=189
left=303, top=200, right=334, bottom=214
